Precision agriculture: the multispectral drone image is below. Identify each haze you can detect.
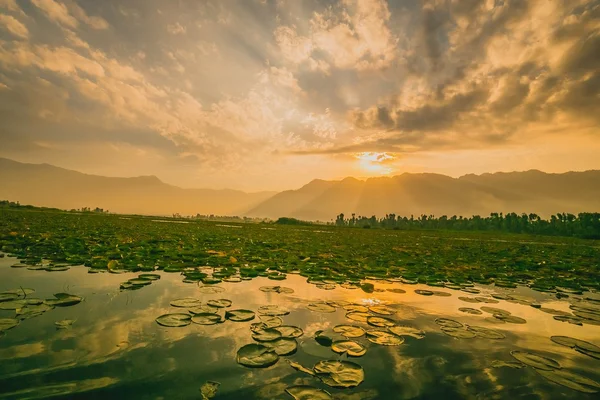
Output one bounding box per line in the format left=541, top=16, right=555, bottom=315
left=0, top=0, right=599, bottom=192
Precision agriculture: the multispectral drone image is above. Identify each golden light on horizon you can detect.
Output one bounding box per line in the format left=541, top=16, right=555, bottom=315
left=355, top=152, right=396, bottom=175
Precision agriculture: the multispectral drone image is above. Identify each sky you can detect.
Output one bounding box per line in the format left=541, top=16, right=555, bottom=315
left=0, top=0, right=598, bottom=191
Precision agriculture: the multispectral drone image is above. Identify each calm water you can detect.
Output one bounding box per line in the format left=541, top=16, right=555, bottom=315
left=0, top=254, right=599, bottom=399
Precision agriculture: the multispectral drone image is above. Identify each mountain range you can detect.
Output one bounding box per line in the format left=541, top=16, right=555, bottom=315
left=1, top=158, right=599, bottom=219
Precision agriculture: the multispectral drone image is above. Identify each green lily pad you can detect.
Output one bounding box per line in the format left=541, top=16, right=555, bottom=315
left=474, top=297, right=499, bottom=304
left=386, top=288, right=406, bottom=294
left=189, top=304, right=219, bottom=314
left=346, top=312, right=370, bottom=323
left=415, top=289, right=433, bottom=296
left=510, top=351, right=561, bottom=371
left=367, top=316, right=396, bottom=328
left=127, top=278, right=152, bottom=286
left=236, top=343, right=279, bottom=368
left=156, top=313, right=192, bottom=327
left=458, top=297, right=481, bottom=303
left=441, top=327, right=476, bottom=339
left=274, top=325, right=303, bottom=338
left=467, top=326, right=505, bottom=339
left=538, top=307, right=571, bottom=316
left=491, top=360, right=525, bottom=369
left=171, top=298, right=202, bottom=308
left=494, top=314, right=526, bottom=324
left=207, top=299, right=232, bottom=308
left=481, top=307, right=511, bottom=316
left=55, top=319, right=75, bottom=329
left=307, top=302, right=336, bottom=313
left=331, top=340, right=367, bottom=357
left=313, top=360, right=364, bottom=388
left=264, top=337, right=298, bottom=355
left=333, top=325, right=365, bottom=338
left=368, top=305, right=394, bottom=315
left=252, top=328, right=282, bottom=342
left=0, top=300, right=27, bottom=310
left=285, top=385, right=332, bottom=400
left=259, top=315, right=283, bottom=328
left=192, top=313, right=224, bottom=325
left=139, top=273, right=161, bottom=281
left=553, top=315, right=583, bottom=325
left=459, top=307, right=483, bottom=315
left=2, top=288, right=35, bottom=297
left=388, top=325, right=425, bottom=339
left=259, top=286, right=294, bottom=294
left=287, top=360, right=316, bottom=376
left=198, top=285, right=225, bottom=294
left=550, top=336, right=600, bottom=359
left=316, top=283, right=337, bottom=290
left=44, top=293, right=82, bottom=307
left=366, top=330, right=404, bottom=345
left=430, top=291, right=452, bottom=297
left=200, top=381, right=220, bottom=400
left=0, top=318, right=19, bottom=331
left=536, top=368, right=600, bottom=393
left=435, top=318, right=463, bottom=328
left=462, top=287, right=481, bottom=294
left=16, top=303, right=53, bottom=320
left=225, top=309, right=255, bottom=322
left=0, top=293, right=19, bottom=302
left=343, top=304, right=369, bottom=313
left=258, top=305, right=290, bottom=316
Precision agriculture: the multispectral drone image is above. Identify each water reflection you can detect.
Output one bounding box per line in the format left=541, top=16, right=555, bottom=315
left=0, top=255, right=599, bottom=399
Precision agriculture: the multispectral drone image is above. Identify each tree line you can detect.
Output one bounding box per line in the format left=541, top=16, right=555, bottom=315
left=332, top=212, right=600, bottom=239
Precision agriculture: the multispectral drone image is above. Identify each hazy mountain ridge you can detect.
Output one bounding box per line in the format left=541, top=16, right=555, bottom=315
left=1, top=158, right=599, bottom=220
left=246, top=170, right=600, bottom=220
left=0, top=158, right=275, bottom=216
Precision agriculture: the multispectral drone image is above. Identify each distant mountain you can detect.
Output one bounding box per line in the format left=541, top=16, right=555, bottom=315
left=246, top=170, right=600, bottom=220
left=0, top=158, right=275, bottom=216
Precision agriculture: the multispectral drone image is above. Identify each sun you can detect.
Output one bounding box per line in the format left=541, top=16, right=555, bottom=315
left=354, top=152, right=396, bottom=175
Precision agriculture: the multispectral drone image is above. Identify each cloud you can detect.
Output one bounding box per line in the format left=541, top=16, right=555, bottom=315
left=31, top=0, right=108, bottom=30
left=167, top=22, right=186, bottom=35
left=0, top=14, right=28, bottom=39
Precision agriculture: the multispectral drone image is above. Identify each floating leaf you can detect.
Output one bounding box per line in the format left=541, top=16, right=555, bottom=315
left=44, top=293, right=82, bottom=307
left=191, top=313, right=224, bottom=325
left=55, top=319, right=75, bottom=329
left=333, top=325, right=365, bottom=338
left=458, top=297, right=481, bottom=303
left=258, top=305, right=290, bottom=316
left=258, top=315, right=283, bottom=328
left=139, top=273, right=160, bottom=281
left=313, top=360, right=364, bottom=388
left=207, top=299, right=232, bottom=308
left=343, top=304, right=369, bottom=313
left=388, top=325, right=425, bottom=339
left=285, top=385, right=332, bottom=400
left=481, top=307, right=511, bottom=316
left=415, top=289, right=433, bottom=296
left=430, top=291, right=452, bottom=297
left=459, top=307, right=483, bottom=315
left=346, top=312, right=370, bottom=323
left=441, top=327, right=476, bottom=339
left=510, top=351, right=561, bottom=371
left=0, top=293, right=19, bottom=302
left=491, top=360, right=525, bottom=369
left=386, top=288, right=406, bottom=294
left=368, top=305, right=394, bottom=315
left=170, top=298, right=202, bottom=308
left=259, top=286, right=294, bottom=294
left=435, top=318, right=463, bottom=328
left=274, top=325, right=303, bottom=338
left=494, top=314, right=526, bottom=324
left=264, top=337, right=298, bottom=356
left=237, top=343, right=279, bottom=368
left=252, top=328, right=282, bottom=342
left=287, top=360, right=316, bottom=376
left=536, top=368, right=600, bottom=393
left=198, top=285, right=225, bottom=294
left=200, top=381, right=220, bottom=400
left=0, top=318, right=19, bottom=331
left=307, top=302, right=336, bottom=313
left=366, top=330, right=404, bottom=345
left=551, top=336, right=600, bottom=359
left=156, top=313, right=192, bottom=327
left=331, top=340, right=367, bottom=357
left=189, top=304, right=219, bottom=314
left=127, top=278, right=152, bottom=286
left=225, top=309, right=255, bottom=322
left=367, top=316, right=396, bottom=328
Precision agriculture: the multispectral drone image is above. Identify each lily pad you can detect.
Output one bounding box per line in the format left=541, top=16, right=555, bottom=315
left=313, top=360, right=364, bottom=388
left=258, top=305, right=290, bottom=316
left=207, top=299, right=232, bottom=308
left=0, top=318, right=19, bottom=331
left=264, top=337, right=298, bottom=356
left=307, top=302, right=336, bottom=313
left=0, top=300, right=27, bottom=310
left=171, top=298, right=202, bottom=308
left=415, top=289, right=433, bottom=296
left=331, top=340, right=367, bottom=357
left=494, top=314, right=527, bottom=324
left=200, top=381, right=220, bottom=400
left=198, top=285, right=225, bottom=294
left=346, top=312, right=370, bottom=323
left=458, top=297, right=481, bottom=303
left=386, top=288, right=406, bottom=294
left=459, top=307, right=483, bottom=315
left=285, top=385, right=332, bottom=400
left=481, top=307, right=511, bottom=316
left=536, top=368, right=600, bottom=393
left=366, top=330, right=405, bottom=345
left=510, top=351, right=561, bottom=371
left=343, top=304, right=369, bottom=313
left=192, top=313, right=224, bottom=325
left=467, top=326, right=505, bottom=339
left=156, top=313, right=192, bottom=327
left=553, top=315, right=583, bottom=325
left=287, top=360, right=316, bottom=376
left=252, top=327, right=282, bottom=342
left=388, top=325, right=425, bottom=339
left=491, top=360, right=525, bottom=369
left=55, top=319, right=75, bottom=329
left=225, top=309, right=255, bottom=322
left=189, top=304, right=219, bottom=314
left=258, top=315, right=283, bottom=328
left=367, top=316, right=396, bottom=328
left=236, top=343, right=279, bottom=368
left=274, top=325, right=303, bottom=338
left=441, top=327, right=476, bottom=339
left=44, top=293, right=82, bottom=307
left=0, top=293, right=19, bottom=302
left=368, top=305, right=394, bottom=315
left=139, top=273, right=161, bottom=281
left=550, top=336, right=600, bottom=359
left=430, top=291, right=452, bottom=297
left=435, top=318, right=463, bottom=328
left=333, top=325, right=365, bottom=338
left=127, top=278, right=152, bottom=286
left=259, top=286, right=294, bottom=294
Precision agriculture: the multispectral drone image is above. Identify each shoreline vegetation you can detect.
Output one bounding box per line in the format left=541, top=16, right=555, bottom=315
left=2, top=200, right=599, bottom=239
